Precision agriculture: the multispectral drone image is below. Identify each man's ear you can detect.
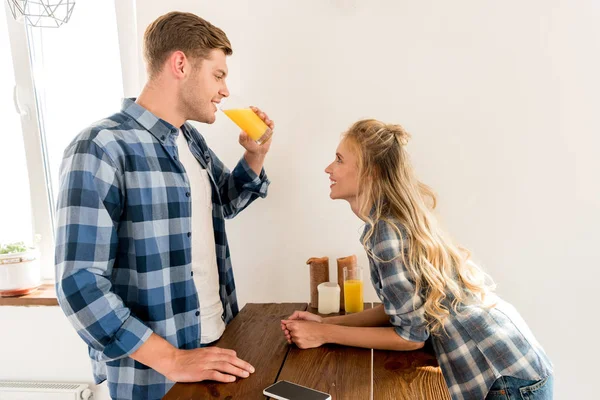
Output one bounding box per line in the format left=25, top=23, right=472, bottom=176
left=169, top=50, right=187, bottom=78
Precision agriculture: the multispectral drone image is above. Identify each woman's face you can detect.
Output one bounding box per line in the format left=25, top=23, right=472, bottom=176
left=324, top=138, right=360, bottom=202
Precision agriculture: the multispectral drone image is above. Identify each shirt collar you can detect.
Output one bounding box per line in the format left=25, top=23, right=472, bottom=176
left=121, top=98, right=178, bottom=144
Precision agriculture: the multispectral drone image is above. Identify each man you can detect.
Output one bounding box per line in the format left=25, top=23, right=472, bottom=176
left=55, top=11, right=273, bottom=400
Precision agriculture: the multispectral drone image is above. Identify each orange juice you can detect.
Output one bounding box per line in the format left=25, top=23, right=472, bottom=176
left=223, top=108, right=270, bottom=142
left=343, top=279, right=364, bottom=313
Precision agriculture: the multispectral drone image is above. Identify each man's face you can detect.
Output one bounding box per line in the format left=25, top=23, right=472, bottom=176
left=180, top=49, right=229, bottom=124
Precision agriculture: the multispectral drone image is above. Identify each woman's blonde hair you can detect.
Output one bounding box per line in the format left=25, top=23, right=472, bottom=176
left=344, top=119, right=494, bottom=335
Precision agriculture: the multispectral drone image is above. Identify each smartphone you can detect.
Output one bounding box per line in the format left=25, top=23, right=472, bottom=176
left=263, top=380, right=331, bottom=400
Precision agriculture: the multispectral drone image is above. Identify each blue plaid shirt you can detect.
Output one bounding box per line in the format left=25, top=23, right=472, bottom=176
left=363, top=219, right=553, bottom=400
left=55, top=98, right=270, bottom=400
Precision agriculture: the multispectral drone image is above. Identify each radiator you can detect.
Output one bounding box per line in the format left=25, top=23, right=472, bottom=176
left=0, top=381, right=92, bottom=400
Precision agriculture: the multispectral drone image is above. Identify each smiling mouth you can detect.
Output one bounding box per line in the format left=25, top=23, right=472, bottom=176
left=330, top=179, right=337, bottom=187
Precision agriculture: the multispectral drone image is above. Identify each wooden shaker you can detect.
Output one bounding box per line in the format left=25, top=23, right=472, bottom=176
left=306, top=257, right=330, bottom=309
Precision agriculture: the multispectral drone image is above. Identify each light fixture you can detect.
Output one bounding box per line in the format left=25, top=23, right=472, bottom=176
left=6, top=0, right=75, bottom=28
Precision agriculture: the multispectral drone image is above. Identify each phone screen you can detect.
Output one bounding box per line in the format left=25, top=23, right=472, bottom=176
left=264, top=381, right=331, bottom=400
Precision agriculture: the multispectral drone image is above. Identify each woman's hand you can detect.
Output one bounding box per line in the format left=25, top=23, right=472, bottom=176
left=286, top=310, right=323, bottom=323
left=281, top=320, right=328, bottom=349
left=281, top=311, right=323, bottom=344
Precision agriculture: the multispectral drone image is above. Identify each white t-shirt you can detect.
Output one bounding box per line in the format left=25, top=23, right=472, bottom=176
left=176, top=131, right=225, bottom=344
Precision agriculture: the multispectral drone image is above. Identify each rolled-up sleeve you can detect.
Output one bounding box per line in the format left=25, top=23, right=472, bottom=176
left=208, top=148, right=270, bottom=219
left=55, top=139, right=152, bottom=362
left=370, top=221, right=430, bottom=343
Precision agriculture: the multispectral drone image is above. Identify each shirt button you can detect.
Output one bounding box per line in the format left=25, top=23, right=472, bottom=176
left=174, top=156, right=178, bottom=161
left=186, top=192, right=191, bottom=197
left=187, top=232, right=191, bottom=237
left=161, top=135, right=166, bottom=140
left=195, top=311, right=200, bottom=317
left=191, top=271, right=194, bottom=276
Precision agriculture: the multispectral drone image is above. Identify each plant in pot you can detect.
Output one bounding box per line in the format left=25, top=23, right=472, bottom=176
left=0, top=240, right=41, bottom=297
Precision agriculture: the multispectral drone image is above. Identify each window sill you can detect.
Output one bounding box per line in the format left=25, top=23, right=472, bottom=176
left=0, top=282, right=58, bottom=307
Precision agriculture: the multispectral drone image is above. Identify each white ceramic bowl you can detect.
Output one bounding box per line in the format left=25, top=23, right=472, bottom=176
left=0, top=251, right=41, bottom=297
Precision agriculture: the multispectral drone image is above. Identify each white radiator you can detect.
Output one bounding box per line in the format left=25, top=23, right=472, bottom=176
left=0, top=381, right=92, bottom=400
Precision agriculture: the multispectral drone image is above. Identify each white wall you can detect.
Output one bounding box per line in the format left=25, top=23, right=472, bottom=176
left=2, top=1, right=598, bottom=399
left=0, top=307, right=111, bottom=398
left=134, top=1, right=598, bottom=398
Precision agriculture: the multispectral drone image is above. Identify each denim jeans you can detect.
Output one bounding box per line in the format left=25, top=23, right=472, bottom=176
left=485, top=375, right=553, bottom=400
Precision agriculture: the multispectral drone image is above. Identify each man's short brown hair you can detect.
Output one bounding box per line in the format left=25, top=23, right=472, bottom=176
left=143, top=11, right=232, bottom=78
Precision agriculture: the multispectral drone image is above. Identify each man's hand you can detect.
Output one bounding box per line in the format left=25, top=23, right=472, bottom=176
left=239, top=106, right=274, bottom=156
left=131, top=333, right=254, bottom=383
left=165, top=346, right=255, bottom=383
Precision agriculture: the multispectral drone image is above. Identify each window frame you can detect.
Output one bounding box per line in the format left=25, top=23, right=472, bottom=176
left=2, top=0, right=134, bottom=281
left=3, top=1, right=55, bottom=279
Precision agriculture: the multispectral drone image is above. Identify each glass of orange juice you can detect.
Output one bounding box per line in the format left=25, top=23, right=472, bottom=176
left=218, top=96, right=273, bottom=145
left=343, top=267, right=364, bottom=313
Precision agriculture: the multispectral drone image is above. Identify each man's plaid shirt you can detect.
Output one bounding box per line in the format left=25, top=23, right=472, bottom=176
left=55, top=99, right=269, bottom=399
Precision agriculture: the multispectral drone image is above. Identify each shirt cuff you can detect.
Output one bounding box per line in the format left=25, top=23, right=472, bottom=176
left=235, top=157, right=270, bottom=197
left=100, top=314, right=153, bottom=361
left=391, top=321, right=430, bottom=343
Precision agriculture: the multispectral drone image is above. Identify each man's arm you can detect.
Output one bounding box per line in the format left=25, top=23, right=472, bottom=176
left=207, top=107, right=273, bottom=219
left=243, top=151, right=267, bottom=177
left=55, top=139, right=154, bottom=362
left=131, top=333, right=254, bottom=382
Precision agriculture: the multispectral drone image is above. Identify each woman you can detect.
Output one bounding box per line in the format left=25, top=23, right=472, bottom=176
left=281, top=120, right=553, bottom=400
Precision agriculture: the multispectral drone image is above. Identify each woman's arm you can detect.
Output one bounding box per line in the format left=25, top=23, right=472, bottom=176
left=283, top=320, right=424, bottom=351
left=285, top=304, right=391, bottom=328
left=326, top=325, right=424, bottom=351
left=322, top=304, right=391, bottom=327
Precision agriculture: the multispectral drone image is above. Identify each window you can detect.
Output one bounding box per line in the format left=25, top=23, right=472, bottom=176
left=2, top=1, right=124, bottom=278
left=26, top=2, right=124, bottom=220
left=0, top=8, right=33, bottom=246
